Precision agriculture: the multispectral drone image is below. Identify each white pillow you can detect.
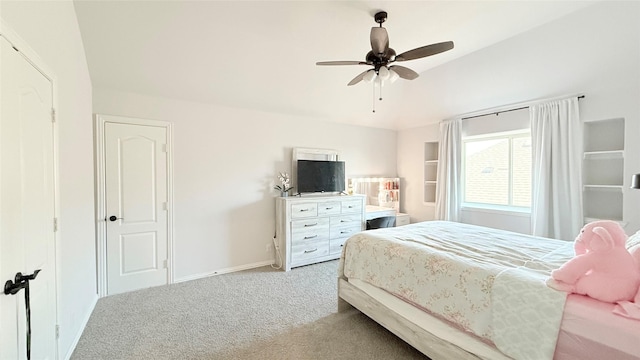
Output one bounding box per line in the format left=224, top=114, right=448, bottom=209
left=626, top=230, right=640, bottom=250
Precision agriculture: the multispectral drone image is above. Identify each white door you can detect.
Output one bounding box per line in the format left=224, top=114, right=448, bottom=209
left=0, top=37, right=57, bottom=359
left=105, top=122, right=168, bottom=295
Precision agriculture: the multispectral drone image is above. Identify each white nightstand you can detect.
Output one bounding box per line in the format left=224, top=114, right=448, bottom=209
left=395, top=213, right=410, bottom=226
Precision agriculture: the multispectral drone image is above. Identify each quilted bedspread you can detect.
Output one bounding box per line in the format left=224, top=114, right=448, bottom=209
left=340, top=221, right=573, bottom=360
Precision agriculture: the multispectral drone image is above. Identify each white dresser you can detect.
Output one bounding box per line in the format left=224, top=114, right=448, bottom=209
left=275, top=194, right=365, bottom=271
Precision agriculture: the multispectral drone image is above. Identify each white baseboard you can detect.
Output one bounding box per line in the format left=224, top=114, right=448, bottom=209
left=62, top=294, right=99, bottom=360
left=174, top=260, right=274, bottom=283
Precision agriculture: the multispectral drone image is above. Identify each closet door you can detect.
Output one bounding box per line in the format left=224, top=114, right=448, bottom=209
left=0, top=36, right=57, bottom=360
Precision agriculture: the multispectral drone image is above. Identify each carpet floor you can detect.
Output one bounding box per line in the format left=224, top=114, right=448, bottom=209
left=71, top=260, right=428, bottom=359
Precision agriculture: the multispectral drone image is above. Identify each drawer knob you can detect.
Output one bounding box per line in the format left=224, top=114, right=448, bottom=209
left=304, top=235, right=318, bottom=239
left=304, top=223, right=317, bottom=227
left=304, top=248, right=318, bottom=254
left=299, top=208, right=309, bottom=212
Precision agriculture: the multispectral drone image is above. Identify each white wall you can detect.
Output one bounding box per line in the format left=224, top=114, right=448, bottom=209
left=397, top=123, right=438, bottom=222
left=92, top=88, right=397, bottom=280
left=0, top=1, right=97, bottom=359
left=398, top=1, right=640, bottom=235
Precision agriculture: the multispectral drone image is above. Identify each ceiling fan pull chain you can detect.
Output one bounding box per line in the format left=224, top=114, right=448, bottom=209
left=372, top=83, right=376, bottom=113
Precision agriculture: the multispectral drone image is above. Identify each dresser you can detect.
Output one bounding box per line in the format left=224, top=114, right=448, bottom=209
left=275, top=195, right=365, bottom=271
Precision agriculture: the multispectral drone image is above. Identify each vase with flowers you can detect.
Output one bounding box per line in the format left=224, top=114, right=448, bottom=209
left=274, top=172, right=294, bottom=197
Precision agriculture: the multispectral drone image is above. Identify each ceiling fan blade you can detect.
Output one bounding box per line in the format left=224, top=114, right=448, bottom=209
left=395, top=41, right=454, bottom=61
left=347, top=70, right=371, bottom=86
left=316, top=61, right=368, bottom=66
left=389, top=65, right=419, bottom=80
left=370, top=27, right=389, bottom=55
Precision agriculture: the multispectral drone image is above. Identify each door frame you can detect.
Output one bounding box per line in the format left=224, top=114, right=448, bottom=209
left=94, top=114, right=174, bottom=297
left=0, top=20, right=60, bottom=358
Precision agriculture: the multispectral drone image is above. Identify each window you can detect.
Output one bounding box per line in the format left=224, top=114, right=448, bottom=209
left=462, top=130, right=531, bottom=210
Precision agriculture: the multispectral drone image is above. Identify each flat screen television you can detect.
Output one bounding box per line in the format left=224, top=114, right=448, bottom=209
left=297, top=160, right=345, bottom=193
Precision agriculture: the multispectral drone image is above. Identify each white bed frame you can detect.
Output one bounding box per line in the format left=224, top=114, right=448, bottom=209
left=338, top=277, right=507, bottom=360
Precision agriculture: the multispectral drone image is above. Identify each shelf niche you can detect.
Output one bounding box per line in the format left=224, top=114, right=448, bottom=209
left=424, top=142, right=439, bottom=204
left=582, top=118, right=625, bottom=224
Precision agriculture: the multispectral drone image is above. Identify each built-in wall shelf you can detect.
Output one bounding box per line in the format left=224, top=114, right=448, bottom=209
left=583, top=185, right=624, bottom=191
left=582, top=118, right=625, bottom=225
left=583, top=150, right=624, bottom=159
left=584, top=217, right=627, bottom=228
left=424, top=142, right=439, bottom=204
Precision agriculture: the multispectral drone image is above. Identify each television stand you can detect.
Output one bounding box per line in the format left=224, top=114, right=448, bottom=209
left=275, top=194, right=366, bottom=271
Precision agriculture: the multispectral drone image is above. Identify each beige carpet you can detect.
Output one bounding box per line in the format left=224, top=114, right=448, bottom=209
left=71, top=260, right=428, bottom=359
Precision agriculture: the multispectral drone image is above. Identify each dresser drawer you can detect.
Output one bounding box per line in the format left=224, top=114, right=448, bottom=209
left=291, top=230, right=329, bottom=245
left=330, top=237, right=348, bottom=255
left=331, top=214, right=362, bottom=227
left=317, top=201, right=341, bottom=216
left=290, top=203, right=318, bottom=218
left=291, top=224, right=329, bottom=246
left=291, top=217, right=330, bottom=232
left=291, top=241, right=329, bottom=264
left=341, top=200, right=362, bottom=214
left=330, top=224, right=361, bottom=240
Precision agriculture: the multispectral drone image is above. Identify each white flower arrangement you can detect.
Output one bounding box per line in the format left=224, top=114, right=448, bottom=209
left=274, top=172, right=294, bottom=193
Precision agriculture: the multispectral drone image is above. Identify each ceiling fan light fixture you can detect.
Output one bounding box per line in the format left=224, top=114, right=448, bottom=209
left=388, top=69, right=399, bottom=83
left=378, top=66, right=390, bottom=81
left=363, top=69, right=377, bottom=83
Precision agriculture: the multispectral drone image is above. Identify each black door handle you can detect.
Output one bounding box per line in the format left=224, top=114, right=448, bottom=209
left=4, top=270, right=40, bottom=360
left=4, top=269, right=40, bottom=295
left=108, top=215, right=123, bottom=222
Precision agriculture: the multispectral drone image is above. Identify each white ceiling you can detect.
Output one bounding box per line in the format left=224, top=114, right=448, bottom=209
left=73, top=0, right=596, bottom=130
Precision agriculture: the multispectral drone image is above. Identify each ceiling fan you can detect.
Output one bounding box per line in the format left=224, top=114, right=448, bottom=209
left=316, top=11, right=454, bottom=87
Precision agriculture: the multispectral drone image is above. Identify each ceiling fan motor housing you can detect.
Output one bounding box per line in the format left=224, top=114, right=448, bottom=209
left=374, top=11, right=387, bottom=25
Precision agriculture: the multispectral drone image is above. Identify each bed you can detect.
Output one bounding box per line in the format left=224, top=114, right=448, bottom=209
left=337, top=221, right=640, bottom=360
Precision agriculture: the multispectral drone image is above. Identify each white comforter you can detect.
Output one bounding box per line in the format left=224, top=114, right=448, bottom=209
left=340, top=221, right=573, bottom=360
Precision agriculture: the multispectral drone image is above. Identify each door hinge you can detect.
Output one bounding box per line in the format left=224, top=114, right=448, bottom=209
left=163, top=259, right=168, bottom=269
left=55, top=325, right=60, bottom=339
left=162, top=144, right=167, bottom=153
left=163, top=202, right=168, bottom=211
left=51, top=108, right=56, bottom=123
left=53, top=217, right=58, bottom=232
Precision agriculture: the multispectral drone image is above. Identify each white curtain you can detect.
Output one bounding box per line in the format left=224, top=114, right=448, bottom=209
left=436, top=118, right=462, bottom=221
left=530, top=97, right=583, bottom=240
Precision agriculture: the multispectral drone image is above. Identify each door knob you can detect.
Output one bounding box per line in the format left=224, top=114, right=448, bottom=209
left=108, top=215, right=123, bottom=222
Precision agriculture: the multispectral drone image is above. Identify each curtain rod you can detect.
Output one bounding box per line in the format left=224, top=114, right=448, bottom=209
left=461, top=95, right=585, bottom=121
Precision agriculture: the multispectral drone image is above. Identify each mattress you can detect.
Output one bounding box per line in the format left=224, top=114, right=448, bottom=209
left=349, top=278, right=640, bottom=360
left=556, top=294, right=640, bottom=360
left=340, top=221, right=640, bottom=360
